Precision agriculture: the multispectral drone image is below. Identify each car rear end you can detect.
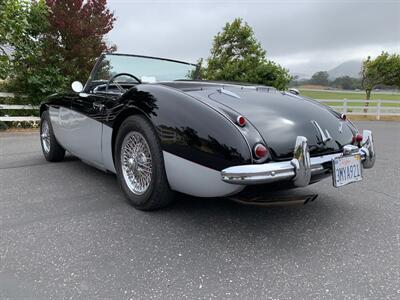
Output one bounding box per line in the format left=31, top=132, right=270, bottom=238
left=183, top=84, right=376, bottom=190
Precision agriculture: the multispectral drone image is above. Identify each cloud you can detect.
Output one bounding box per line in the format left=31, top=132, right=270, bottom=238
left=107, top=0, right=400, bottom=74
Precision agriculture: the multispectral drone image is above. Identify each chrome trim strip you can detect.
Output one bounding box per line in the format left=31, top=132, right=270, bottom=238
left=311, top=120, right=331, bottom=144
left=217, top=87, right=241, bottom=99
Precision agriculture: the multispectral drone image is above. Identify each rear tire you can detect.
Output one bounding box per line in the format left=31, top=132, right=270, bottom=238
left=40, top=110, right=65, bottom=162
left=114, top=115, right=175, bottom=210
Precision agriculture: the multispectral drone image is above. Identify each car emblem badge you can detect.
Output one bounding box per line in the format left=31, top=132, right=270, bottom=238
left=311, top=120, right=332, bottom=144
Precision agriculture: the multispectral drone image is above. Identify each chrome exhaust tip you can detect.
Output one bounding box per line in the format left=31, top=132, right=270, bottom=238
left=229, top=193, right=318, bottom=207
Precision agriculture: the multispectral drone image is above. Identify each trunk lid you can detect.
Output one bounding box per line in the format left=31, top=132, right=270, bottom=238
left=185, top=85, right=356, bottom=160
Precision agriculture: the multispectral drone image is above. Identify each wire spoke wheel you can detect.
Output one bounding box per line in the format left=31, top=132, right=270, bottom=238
left=40, top=111, right=65, bottom=162
left=121, top=131, right=153, bottom=195
left=41, top=120, right=51, bottom=153
left=115, top=116, right=174, bottom=210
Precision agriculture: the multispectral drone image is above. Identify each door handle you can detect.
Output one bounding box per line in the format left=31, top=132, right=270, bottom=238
left=93, top=102, right=105, bottom=111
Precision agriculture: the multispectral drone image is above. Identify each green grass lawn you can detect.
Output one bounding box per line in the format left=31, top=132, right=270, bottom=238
left=299, top=89, right=400, bottom=107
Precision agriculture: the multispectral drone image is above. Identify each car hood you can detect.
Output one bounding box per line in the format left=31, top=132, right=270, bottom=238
left=179, top=84, right=356, bottom=160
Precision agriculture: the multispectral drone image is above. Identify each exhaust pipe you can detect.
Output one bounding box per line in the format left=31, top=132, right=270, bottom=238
left=229, top=193, right=318, bottom=207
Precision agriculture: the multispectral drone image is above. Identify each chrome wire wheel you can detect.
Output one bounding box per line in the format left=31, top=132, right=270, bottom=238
left=121, top=131, right=153, bottom=195
left=41, top=120, right=51, bottom=153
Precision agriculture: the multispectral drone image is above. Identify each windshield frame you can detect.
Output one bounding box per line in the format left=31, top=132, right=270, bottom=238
left=83, top=53, right=200, bottom=92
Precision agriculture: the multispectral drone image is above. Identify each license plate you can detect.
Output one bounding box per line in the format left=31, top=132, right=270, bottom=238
left=332, top=154, right=362, bottom=187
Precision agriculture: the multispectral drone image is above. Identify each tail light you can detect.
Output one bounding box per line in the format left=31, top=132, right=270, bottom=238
left=352, top=133, right=363, bottom=145
left=254, top=144, right=267, bottom=159
left=236, top=115, right=246, bottom=127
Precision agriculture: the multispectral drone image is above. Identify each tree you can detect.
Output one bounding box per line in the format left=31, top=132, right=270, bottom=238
left=2, top=0, right=116, bottom=104
left=331, top=76, right=361, bottom=90
left=0, top=0, right=58, bottom=104
left=310, top=71, right=329, bottom=86
left=362, top=52, right=400, bottom=112
left=45, top=0, right=116, bottom=82
left=203, top=18, right=291, bottom=90
left=0, top=0, right=48, bottom=80
left=362, top=52, right=400, bottom=99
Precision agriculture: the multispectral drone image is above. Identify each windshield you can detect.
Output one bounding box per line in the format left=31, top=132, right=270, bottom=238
left=93, top=54, right=198, bottom=83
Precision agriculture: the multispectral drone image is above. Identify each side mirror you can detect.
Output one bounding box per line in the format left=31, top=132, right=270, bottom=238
left=71, top=81, right=84, bottom=93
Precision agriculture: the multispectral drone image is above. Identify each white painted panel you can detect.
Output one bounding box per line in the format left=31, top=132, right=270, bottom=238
left=102, top=125, right=116, bottom=173
left=163, top=151, right=244, bottom=197
left=50, top=107, right=103, bottom=166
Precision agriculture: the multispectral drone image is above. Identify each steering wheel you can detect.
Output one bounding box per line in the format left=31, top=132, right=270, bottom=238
left=105, top=73, right=142, bottom=93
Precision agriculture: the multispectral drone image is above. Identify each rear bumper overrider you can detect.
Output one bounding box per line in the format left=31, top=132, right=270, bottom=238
left=221, top=130, right=376, bottom=186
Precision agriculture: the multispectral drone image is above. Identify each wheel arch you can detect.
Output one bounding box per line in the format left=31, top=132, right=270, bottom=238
left=114, top=84, right=253, bottom=171
left=39, top=103, right=48, bottom=116
left=111, top=106, right=155, bottom=165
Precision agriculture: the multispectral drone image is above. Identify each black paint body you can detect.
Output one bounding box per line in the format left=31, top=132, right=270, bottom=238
left=41, top=58, right=357, bottom=172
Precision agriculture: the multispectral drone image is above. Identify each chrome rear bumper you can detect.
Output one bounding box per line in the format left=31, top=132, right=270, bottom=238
left=221, top=130, right=376, bottom=186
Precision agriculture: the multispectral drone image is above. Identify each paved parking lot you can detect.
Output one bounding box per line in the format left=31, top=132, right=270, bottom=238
left=0, top=121, right=399, bottom=299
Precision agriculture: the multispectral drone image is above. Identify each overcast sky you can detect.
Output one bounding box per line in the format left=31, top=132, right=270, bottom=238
left=107, top=0, right=400, bottom=75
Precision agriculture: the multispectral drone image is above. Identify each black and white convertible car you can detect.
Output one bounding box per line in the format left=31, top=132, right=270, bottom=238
left=40, top=53, right=376, bottom=210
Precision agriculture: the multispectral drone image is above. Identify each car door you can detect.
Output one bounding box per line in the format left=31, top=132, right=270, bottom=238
left=67, top=91, right=110, bottom=167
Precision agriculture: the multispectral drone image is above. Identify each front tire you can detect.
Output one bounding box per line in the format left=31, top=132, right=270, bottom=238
left=114, top=115, right=174, bottom=210
left=40, top=110, right=65, bottom=162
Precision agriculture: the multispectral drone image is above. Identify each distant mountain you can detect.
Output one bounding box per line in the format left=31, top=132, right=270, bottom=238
left=328, top=60, right=362, bottom=79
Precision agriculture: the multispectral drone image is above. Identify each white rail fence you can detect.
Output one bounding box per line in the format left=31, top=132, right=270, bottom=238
left=0, top=92, right=39, bottom=122
left=317, top=99, right=400, bottom=120
left=0, top=92, right=399, bottom=122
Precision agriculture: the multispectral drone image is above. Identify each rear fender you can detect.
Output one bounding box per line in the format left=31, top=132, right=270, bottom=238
left=106, top=85, right=252, bottom=197
left=106, top=84, right=253, bottom=171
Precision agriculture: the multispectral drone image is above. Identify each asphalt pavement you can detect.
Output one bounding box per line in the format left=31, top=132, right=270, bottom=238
left=0, top=121, right=399, bottom=299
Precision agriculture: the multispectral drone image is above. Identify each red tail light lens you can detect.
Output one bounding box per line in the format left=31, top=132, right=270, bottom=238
left=352, top=133, right=363, bottom=144
left=236, top=115, right=246, bottom=127
left=254, top=144, right=267, bottom=159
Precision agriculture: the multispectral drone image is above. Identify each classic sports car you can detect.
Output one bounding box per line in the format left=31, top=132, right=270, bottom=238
left=40, top=53, right=376, bottom=210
